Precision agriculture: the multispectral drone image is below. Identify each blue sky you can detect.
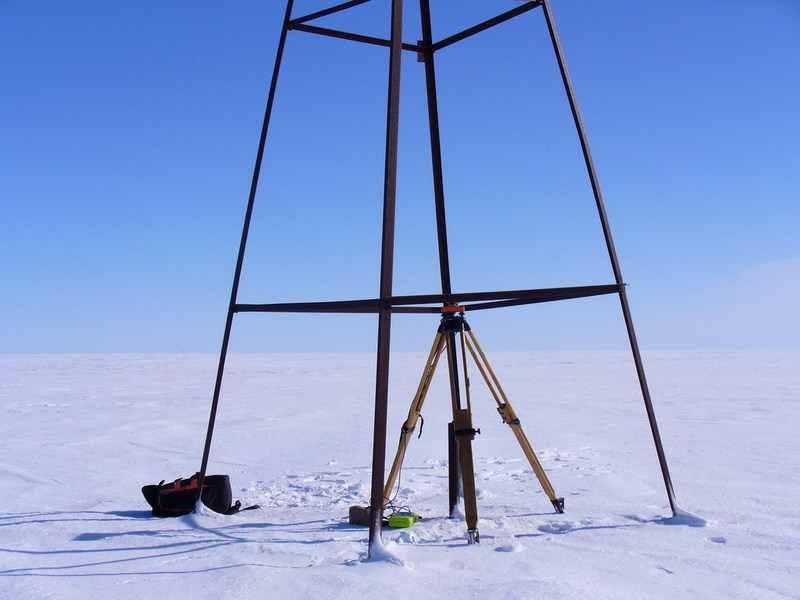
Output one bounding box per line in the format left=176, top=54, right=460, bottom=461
left=1, top=0, right=798, bottom=353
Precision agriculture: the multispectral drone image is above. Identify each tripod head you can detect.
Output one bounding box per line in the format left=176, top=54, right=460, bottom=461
left=438, top=305, right=471, bottom=334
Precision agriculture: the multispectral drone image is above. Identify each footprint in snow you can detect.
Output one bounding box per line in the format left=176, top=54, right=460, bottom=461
left=495, top=539, right=524, bottom=553
left=537, top=521, right=574, bottom=534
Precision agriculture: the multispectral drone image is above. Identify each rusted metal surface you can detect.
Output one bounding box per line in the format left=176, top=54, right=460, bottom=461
left=541, top=0, right=676, bottom=516
left=196, top=0, right=295, bottom=502
left=367, top=0, right=405, bottom=553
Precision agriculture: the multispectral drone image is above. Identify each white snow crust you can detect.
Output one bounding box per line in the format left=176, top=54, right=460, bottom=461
left=1, top=350, right=798, bottom=598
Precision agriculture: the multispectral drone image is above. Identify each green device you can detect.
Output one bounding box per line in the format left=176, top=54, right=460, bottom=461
left=388, top=512, right=420, bottom=528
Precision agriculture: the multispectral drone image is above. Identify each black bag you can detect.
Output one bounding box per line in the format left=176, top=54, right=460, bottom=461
left=142, top=473, right=247, bottom=517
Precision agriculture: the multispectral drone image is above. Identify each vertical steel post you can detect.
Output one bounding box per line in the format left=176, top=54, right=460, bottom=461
left=368, top=0, right=405, bottom=554
left=540, top=0, right=676, bottom=515
left=196, top=0, right=295, bottom=500
left=419, top=0, right=463, bottom=517
left=419, top=0, right=453, bottom=296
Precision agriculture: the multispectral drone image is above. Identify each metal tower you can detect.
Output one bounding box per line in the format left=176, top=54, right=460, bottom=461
left=195, top=0, right=677, bottom=555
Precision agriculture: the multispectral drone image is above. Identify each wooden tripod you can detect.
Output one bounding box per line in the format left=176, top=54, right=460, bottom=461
left=383, top=307, right=565, bottom=544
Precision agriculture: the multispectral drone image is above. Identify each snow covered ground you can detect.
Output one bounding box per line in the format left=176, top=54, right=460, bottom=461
left=1, top=350, right=798, bottom=598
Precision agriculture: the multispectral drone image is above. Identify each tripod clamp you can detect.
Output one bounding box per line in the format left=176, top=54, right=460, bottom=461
left=454, top=425, right=481, bottom=438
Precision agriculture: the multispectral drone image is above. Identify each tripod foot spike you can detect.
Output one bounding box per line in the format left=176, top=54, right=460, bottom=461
left=466, top=528, right=480, bottom=545
left=552, top=498, right=565, bottom=514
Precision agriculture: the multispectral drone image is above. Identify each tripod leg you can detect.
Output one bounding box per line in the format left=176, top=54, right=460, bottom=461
left=453, top=407, right=480, bottom=543
left=382, top=331, right=446, bottom=506
left=465, top=330, right=565, bottom=513
left=447, top=421, right=459, bottom=516
left=443, top=330, right=463, bottom=513
left=497, top=403, right=564, bottom=513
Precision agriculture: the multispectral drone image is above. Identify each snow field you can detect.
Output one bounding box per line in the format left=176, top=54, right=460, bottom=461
left=1, top=350, right=798, bottom=598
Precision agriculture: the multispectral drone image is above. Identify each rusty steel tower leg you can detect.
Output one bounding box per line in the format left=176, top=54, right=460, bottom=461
left=368, top=0, right=405, bottom=556
left=419, top=0, right=464, bottom=518
left=196, top=0, right=295, bottom=503
left=540, top=0, right=677, bottom=516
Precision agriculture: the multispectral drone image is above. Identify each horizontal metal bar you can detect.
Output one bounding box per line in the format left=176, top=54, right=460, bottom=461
left=235, top=298, right=378, bottom=314
left=390, top=284, right=620, bottom=307
left=432, top=1, right=542, bottom=52
left=233, top=284, right=622, bottom=314
left=290, top=0, right=374, bottom=26
left=290, top=23, right=421, bottom=53
left=289, top=3, right=542, bottom=56
left=460, top=289, right=620, bottom=312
